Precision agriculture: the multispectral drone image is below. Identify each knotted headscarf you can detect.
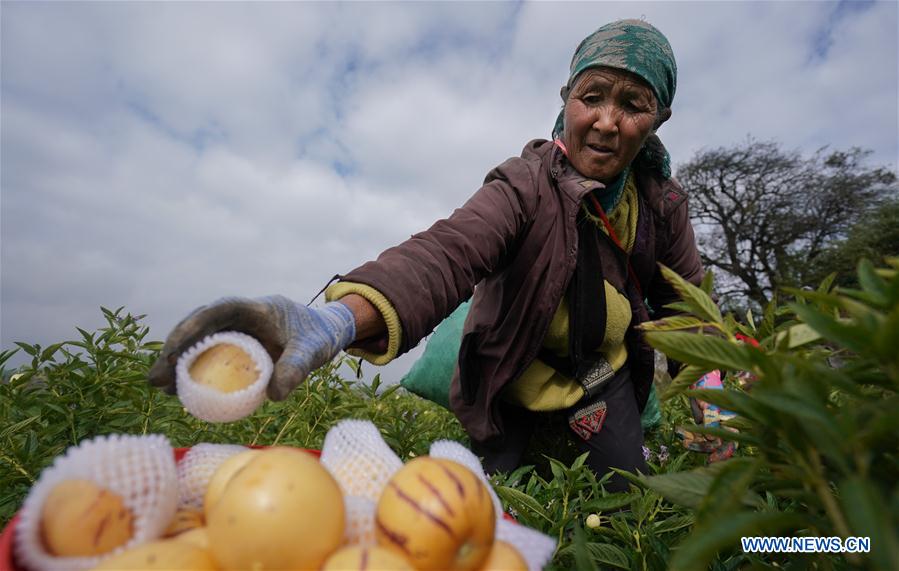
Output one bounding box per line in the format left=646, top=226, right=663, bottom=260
left=553, top=19, right=677, bottom=180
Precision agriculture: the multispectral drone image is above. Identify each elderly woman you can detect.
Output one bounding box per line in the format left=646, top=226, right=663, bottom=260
left=149, top=20, right=703, bottom=491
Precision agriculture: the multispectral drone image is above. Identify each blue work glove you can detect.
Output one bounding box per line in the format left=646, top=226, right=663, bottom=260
left=148, top=295, right=356, bottom=400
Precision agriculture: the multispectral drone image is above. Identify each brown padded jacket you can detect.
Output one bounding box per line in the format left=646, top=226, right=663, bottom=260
left=338, top=139, right=704, bottom=445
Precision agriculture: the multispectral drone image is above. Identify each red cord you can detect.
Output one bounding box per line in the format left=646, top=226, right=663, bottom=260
left=587, top=193, right=644, bottom=299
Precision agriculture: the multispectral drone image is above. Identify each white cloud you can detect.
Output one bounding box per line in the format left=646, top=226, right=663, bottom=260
left=2, top=1, right=897, bottom=390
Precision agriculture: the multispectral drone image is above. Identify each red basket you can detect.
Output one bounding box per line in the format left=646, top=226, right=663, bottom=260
left=0, top=447, right=320, bottom=571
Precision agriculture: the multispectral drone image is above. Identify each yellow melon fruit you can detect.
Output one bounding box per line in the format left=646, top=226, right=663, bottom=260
left=188, top=343, right=258, bottom=393
left=375, top=456, right=495, bottom=571
left=40, top=479, right=133, bottom=557
left=90, top=540, right=217, bottom=570
left=172, top=527, right=209, bottom=550
left=203, top=449, right=260, bottom=517
left=206, top=447, right=345, bottom=570
left=321, top=545, right=415, bottom=570
left=479, top=540, right=528, bottom=571
left=163, top=507, right=204, bottom=537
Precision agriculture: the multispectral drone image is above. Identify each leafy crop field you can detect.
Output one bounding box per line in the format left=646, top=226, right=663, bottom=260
left=2, top=260, right=897, bottom=570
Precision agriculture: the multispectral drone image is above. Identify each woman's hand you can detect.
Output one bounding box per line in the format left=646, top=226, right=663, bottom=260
left=147, top=295, right=356, bottom=400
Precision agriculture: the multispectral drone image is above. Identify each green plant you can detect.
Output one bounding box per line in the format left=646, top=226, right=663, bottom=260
left=492, top=443, right=742, bottom=571
left=634, top=260, right=899, bottom=570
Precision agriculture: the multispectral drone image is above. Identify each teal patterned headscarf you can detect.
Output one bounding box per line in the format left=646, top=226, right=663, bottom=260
left=553, top=19, right=677, bottom=180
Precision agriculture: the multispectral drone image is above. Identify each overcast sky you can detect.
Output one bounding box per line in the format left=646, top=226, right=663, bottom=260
left=2, top=1, right=897, bottom=386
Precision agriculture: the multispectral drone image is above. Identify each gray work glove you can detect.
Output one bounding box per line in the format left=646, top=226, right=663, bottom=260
left=148, top=295, right=356, bottom=400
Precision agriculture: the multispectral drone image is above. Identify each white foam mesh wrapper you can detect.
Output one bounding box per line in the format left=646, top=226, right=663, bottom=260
left=14, top=434, right=178, bottom=571
left=176, top=443, right=248, bottom=509
left=320, top=420, right=555, bottom=570
left=496, top=518, right=558, bottom=571
left=320, top=419, right=404, bottom=503
left=176, top=331, right=273, bottom=423
left=343, top=495, right=377, bottom=547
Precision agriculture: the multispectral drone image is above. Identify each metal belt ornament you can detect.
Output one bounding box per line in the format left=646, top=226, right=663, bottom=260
left=568, top=358, right=616, bottom=440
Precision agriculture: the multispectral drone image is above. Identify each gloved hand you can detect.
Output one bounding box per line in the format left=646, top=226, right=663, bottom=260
left=148, top=295, right=356, bottom=400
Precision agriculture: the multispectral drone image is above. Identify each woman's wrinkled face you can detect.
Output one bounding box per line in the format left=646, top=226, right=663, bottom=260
left=562, top=67, right=659, bottom=183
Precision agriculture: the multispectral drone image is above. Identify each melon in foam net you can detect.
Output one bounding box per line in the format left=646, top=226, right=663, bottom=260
left=175, top=331, right=273, bottom=423
left=39, top=480, right=133, bottom=557
left=188, top=343, right=258, bottom=392
left=375, top=456, right=496, bottom=571
left=14, top=434, right=178, bottom=571
left=206, top=447, right=346, bottom=571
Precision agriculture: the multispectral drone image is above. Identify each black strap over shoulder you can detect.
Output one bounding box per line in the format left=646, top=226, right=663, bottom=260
left=569, top=208, right=607, bottom=379
left=538, top=209, right=607, bottom=380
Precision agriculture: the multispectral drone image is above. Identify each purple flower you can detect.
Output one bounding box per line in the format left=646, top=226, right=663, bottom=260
left=642, top=446, right=653, bottom=462
left=658, top=445, right=669, bottom=464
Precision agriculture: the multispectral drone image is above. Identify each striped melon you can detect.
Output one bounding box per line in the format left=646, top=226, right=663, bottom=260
left=375, top=457, right=495, bottom=570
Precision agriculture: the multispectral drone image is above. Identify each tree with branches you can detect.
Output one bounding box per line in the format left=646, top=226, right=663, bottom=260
left=676, top=139, right=897, bottom=309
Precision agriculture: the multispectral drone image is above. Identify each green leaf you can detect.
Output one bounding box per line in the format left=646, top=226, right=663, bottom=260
left=839, top=476, right=899, bottom=570
left=379, top=385, right=400, bottom=400
left=816, top=272, right=837, bottom=294
left=14, top=342, right=37, bottom=357
left=502, top=465, right=535, bottom=488
left=652, top=514, right=695, bottom=534
left=39, top=343, right=65, bottom=362
left=608, top=515, right=635, bottom=542
left=547, top=457, right=567, bottom=483
left=42, top=402, right=70, bottom=417
left=0, top=415, right=41, bottom=439
left=632, top=490, right=656, bottom=524
left=76, top=327, right=94, bottom=344
left=583, top=492, right=641, bottom=513
left=760, top=295, right=779, bottom=339
left=668, top=512, right=804, bottom=571
left=639, top=315, right=707, bottom=332
left=719, top=415, right=752, bottom=431
left=560, top=539, right=630, bottom=570
left=749, top=392, right=844, bottom=454
left=697, top=458, right=762, bottom=521
left=659, top=265, right=723, bottom=324
left=637, top=461, right=764, bottom=511
left=570, top=452, right=589, bottom=472
left=700, top=268, right=715, bottom=295
left=791, top=303, right=868, bottom=355
left=664, top=301, right=696, bottom=314
left=856, top=397, right=899, bottom=445
left=645, top=331, right=755, bottom=371
left=773, top=323, right=822, bottom=349
left=569, top=525, right=599, bottom=571
left=856, top=259, right=890, bottom=307
left=633, top=469, right=722, bottom=510
left=495, top=486, right=553, bottom=525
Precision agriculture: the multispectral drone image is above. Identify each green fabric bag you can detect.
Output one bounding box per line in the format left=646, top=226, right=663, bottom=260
left=401, top=300, right=664, bottom=431
left=400, top=301, right=470, bottom=410
left=641, top=383, right=662, bottom=431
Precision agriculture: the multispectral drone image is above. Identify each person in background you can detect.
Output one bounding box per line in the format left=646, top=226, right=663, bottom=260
left=149, top=19, right=705, bottom=492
